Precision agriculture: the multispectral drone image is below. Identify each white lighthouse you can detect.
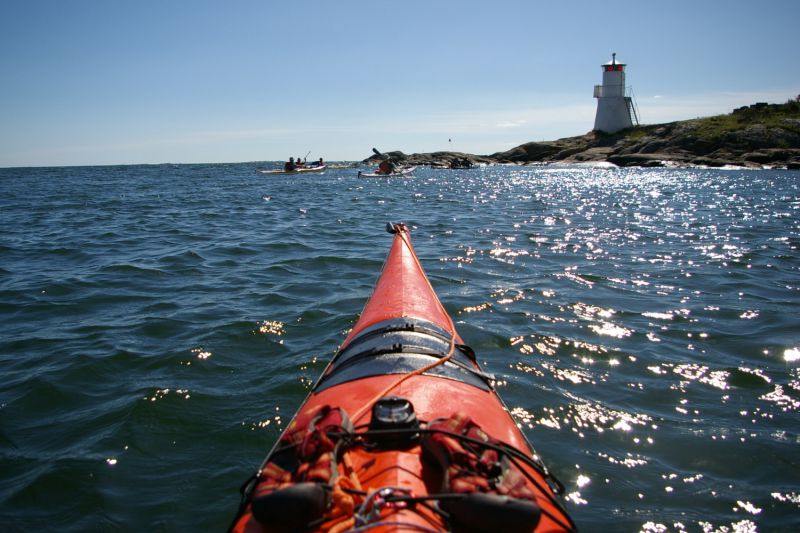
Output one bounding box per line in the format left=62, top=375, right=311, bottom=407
left=593, top=53, right=639, bottom=133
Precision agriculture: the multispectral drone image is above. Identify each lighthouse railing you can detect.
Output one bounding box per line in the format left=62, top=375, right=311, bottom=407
left=625, top=86, right=641, bottom=126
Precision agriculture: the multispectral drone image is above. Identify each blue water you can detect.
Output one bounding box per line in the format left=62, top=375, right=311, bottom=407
left=1, top=163, right=798, bottom=532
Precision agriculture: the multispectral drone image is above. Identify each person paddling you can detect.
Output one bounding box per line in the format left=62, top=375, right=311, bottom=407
left=377, top=159, right=396, bottom=175
left=284, top=157, right=296, bottom=172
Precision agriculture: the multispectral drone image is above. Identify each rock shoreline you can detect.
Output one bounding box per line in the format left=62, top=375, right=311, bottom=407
left=364, top=99, right=800, bottom=170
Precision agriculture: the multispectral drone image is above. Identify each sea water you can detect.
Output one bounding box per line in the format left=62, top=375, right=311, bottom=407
left=0, top=163, right=798, bottom=531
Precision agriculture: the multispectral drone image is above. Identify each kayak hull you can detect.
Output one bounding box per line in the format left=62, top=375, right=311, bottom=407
left=358, top=166, right=417, bottom=178
left=257, top=165, right=327, bottom=175
left=230, top=224, right=574, bottom=532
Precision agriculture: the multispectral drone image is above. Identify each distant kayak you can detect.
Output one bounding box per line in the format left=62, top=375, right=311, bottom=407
left=257, top=165, right=327, bottom=175
left=358, top=166, right=417, bottom=178
left=431, top=163, right=475, bottom=169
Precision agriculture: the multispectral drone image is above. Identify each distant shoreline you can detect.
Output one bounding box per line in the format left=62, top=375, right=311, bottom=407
left=364, top=98, right=800, bottom=170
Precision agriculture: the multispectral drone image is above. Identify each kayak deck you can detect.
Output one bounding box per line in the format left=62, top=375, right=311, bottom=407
left=229, top=224, right=575, bottom=532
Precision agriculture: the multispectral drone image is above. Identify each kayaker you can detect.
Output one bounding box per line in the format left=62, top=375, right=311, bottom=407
left=378, top=159, right=395, bottom=175
left=283, top=157, right=296, bottom=171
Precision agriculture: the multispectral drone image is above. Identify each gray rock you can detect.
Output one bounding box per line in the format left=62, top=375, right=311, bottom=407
left=363, top=98, right=800, bottom=168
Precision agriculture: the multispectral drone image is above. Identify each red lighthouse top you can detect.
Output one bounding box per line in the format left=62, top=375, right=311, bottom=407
left=603, top=52, right=625, bottom=72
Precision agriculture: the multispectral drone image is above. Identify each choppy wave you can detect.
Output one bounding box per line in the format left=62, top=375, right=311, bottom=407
left=0, top=163, right=798, bottom=531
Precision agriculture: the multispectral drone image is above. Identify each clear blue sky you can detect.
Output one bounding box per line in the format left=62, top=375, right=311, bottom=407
left=1, top=0, right=798, bottom=167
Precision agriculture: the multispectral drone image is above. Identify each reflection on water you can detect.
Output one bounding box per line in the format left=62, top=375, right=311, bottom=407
left=432, top=165, right=799, bottom=531
left=0, top=163, right=797, bottom=531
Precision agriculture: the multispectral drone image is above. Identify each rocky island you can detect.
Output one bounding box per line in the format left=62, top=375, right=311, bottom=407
left=365, top=97, right=800, bottom=169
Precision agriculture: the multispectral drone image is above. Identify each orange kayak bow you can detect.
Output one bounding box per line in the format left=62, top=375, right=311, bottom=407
left=230, top=223, right=576, bottom=533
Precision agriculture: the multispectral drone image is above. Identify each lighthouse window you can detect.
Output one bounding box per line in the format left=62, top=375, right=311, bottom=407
left=615, top=65, right=623, bottom=71
left=605, top=66, right=613, bottom=71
